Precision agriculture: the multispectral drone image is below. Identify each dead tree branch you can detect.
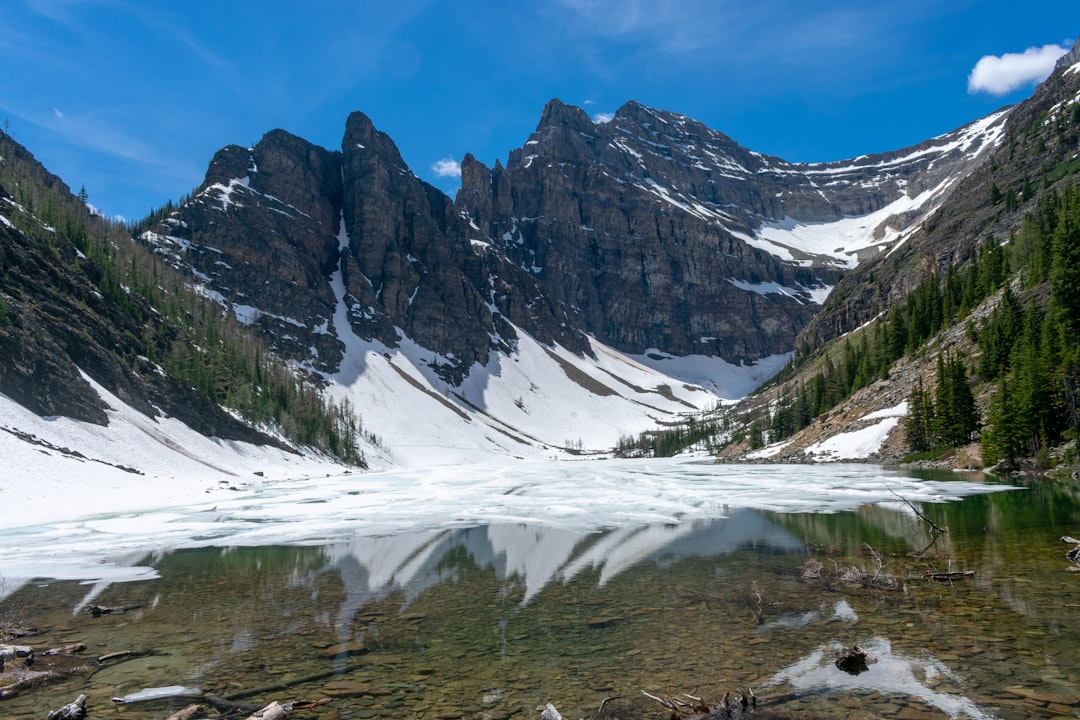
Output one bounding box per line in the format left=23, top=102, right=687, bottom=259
left=887, top=485, right=948, bottom=533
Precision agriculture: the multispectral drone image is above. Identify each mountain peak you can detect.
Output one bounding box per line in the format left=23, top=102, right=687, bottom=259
left=1054, top=36, right=1080, bottom=73
left=536, top=98, right=593, bottom=131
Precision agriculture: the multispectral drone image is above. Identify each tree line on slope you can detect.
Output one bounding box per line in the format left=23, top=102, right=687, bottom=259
left=973, top=185, right=1080, bottom=468
left=614, top=181, right=1080, bottom=467
left=0, top=131, right=367, bottom=465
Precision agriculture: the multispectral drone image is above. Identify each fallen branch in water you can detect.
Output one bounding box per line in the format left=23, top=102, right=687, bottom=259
left=925, top=570, right=976, bottom=581
left=240, top=699, right=328, bottom=716
left=802, top=556, right=899, bottom=590
left=85, top=603, right=142, bottom=617
left=97, top=649, right=158, bottom=664
left=641, top=687, right=756, bottom=717
left=595, top=695, right=620, bottom=717
left=43, top=643, right=86, bottom=656
left=165, top=706, right=205, bottom=720
left=111, top=685, right=203, bottom=704
left=245, top=701, right=287, bottom=720
left=887, top=485, right=948, bottom=534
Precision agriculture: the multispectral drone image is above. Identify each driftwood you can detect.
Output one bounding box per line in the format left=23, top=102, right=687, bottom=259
left=925, top=570, right=976, bottom=581
left=246, top=699, right=331, bottom=717
left=46, top=694, right=87, bottom=720
left=642, top=687, right=756, bottom=717
left=887, top=486, right=948, bottom=533
left=0, top=625, right=40, bottom=638
left=112, top=685, right=203, bottom=704
left=0, top=644, right=33, bottom=661
left=43, top=643, right=85, bottom=656
left=97, top=648, right=158, bottom=664
left=85, top=603, right=142, bottom=617
left=165, top=706, right=205, bottom=720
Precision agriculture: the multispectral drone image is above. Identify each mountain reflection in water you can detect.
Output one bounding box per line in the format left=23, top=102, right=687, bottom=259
left=3, top=467, right=1079, bottom=720
left=322, top=510, right=804, bottom=608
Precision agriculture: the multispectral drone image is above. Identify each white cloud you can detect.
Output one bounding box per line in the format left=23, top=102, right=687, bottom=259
left=53, top=107, right=63, bottom=119
left=592, top=111, right=614, bottom=124
left=968, top=43, right=1070, bottom=95
left=431, top=157, right=461, bottom=178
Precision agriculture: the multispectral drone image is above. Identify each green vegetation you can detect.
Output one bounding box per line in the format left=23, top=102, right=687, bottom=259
left=0, top=131, right=366, bottom=465
left=615, top=412, right=725, bottom=457
left=903, top=353, right=978, bottom=453
left=976, top=185, right=1080, bottom=468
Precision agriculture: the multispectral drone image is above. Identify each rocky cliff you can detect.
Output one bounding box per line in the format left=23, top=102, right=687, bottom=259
left=140, top=98, right=1005, bottom=383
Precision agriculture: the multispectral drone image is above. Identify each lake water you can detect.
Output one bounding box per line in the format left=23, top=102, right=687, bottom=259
left=2, top=461, right=1079, bottom=719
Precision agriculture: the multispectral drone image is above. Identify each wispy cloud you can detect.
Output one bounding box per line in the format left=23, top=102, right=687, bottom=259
left=431, top=157, right=461, bottom=178
left=1, top=103, right=158, bottom=167
left=592, top=112, right=614, bottom=124
left=968, top=43, right=1070, bottom=95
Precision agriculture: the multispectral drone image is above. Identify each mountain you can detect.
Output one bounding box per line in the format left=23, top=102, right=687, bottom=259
left=3, top=51, right=1036, bottom=475
left=129, top=96, right=1005, bottom=461
left=688, top=41, right=1080, bottom=467
left=458, top=99, right=1004, bottom=360
left=1, top=127, right=371, bottom=487
left=0, top=132, right=275, bottom=443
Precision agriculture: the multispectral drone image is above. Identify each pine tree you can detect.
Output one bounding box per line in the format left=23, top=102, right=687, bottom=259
left=1050, top=185, right=1080, bottom=335
left=904, top=377, right=933, bottom=453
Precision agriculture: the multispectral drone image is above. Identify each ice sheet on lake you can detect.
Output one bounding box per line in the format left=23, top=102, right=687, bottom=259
left=0, top=458, right=1015, bottom=596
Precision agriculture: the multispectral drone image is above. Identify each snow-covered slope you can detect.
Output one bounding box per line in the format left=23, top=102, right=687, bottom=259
left=0, top=314, right=780, bottom=481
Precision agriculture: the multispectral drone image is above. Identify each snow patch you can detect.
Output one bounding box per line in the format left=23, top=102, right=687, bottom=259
left=803, top=417, right=900, bottom=460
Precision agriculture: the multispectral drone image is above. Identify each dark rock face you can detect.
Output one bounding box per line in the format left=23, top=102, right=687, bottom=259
left=455, top=99, right=1002, bottom=361
left=146, top=132, right=345, bottom=371
left=338, top=112, right=499, bottom=382
left=142, top=97, right=1005, bottom=380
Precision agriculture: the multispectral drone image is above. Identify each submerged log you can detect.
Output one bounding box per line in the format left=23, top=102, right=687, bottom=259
left=85, top=603, right=142, bottom=617
left=0, top=626, right=40, bottom=638
left=43, top=643, right=86, bottom=656
left=111, top=685, right=203, bottom=704
left=925, top=570, right=976, bottom=581
left=165, top=706, right=205, bottom=720
left=641, top=688, right=756, bottom=718
left=245, top=701, right=287, bottom=720
left=0, top=644, right=33, bottom=662
left=97, top=648, right=158, bottom=664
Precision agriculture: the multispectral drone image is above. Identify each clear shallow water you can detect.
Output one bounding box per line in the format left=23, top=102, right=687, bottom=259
left=2, top=463, right=1080, bottom=719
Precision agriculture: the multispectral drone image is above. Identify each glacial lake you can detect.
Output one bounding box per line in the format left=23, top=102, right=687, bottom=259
left=2, top=461, right=1080, bottom=719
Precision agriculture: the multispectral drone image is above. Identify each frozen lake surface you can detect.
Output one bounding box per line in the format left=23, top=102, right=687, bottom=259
left=2, top=458, right=1012, bottom=591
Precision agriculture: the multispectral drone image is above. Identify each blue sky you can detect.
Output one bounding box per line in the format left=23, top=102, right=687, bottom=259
left=2, top=1, right=1077, bottom=220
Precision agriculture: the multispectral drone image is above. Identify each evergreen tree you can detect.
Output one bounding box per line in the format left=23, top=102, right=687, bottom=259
left=904, top=377, right=933, bottom=453
left=982, top=381, right=1023, bottom=466
left=978, top=285, right=1022, bottom=379
left=1050, top=185, right=1080, bottom=335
